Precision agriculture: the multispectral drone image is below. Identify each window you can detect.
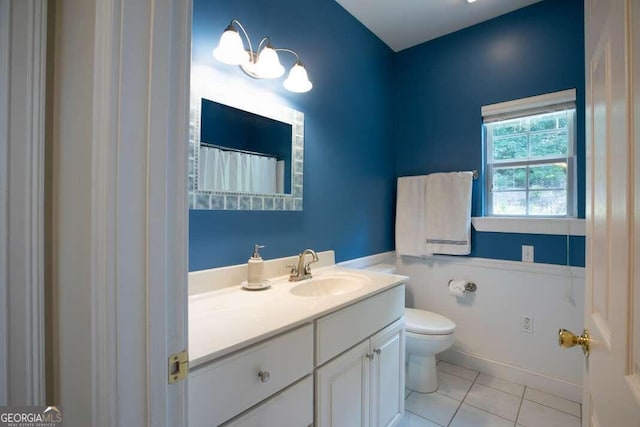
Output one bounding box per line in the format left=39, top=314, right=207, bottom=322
left=483, top=90, right=576, bottom=217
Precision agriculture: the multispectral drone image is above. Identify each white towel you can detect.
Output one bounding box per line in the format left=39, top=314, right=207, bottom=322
left=395, top=176, right=430, bottom=257
left=424, top=172, right=473, bottom=255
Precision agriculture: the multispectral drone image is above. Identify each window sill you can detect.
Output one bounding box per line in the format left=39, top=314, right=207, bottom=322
left=471, top=217, right=585, bottom=236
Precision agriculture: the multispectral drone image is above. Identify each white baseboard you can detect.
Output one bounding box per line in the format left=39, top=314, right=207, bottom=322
left=439, top=348, right=582, bottom=403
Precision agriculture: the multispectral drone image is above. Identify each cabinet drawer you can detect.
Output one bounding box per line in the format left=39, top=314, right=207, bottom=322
left=189, top=324, right=314, bottom=427
left=224, top=376, right=313, bottom=427
left=316, top=285, right=404, bottom=366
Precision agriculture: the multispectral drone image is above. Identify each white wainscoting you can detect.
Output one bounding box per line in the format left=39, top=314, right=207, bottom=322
left=397, top=255, right=584, bottom=403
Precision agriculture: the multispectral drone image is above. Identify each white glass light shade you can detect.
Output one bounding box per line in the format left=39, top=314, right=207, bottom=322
left=255, top=46, right=285, bottom=78
left=283, top=62, right=313, bottom=93
left=213, top=27, right=249, bottom=65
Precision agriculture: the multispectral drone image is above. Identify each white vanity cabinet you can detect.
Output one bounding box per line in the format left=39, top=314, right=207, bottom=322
left=316, top=319, right=405, bottom=427
left=315, top=285, right=405, bottom=427
left=188, top=282, right=406, bottom=427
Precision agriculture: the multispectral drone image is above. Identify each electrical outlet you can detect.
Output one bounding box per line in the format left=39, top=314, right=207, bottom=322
left=522, top=245, right=534, bottom=263
left=521, top=316, right=533, bottom=334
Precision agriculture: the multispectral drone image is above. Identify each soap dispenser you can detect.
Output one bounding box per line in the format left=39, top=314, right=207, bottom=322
left=243, top=244, right=270, bottom=290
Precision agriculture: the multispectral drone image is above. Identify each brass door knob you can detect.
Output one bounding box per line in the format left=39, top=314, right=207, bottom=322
left=558, top=328, right=590, bottom=356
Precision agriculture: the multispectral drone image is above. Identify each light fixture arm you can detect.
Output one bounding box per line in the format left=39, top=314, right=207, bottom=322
left=256, top=36, right=273, bottom=55
left=274, top=48, right=300, bottom=61
left=231, top=22, right=278, bottom=61
left=230, top=19, right=254, bottom=58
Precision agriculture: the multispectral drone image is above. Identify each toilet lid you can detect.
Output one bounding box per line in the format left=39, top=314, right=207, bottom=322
left=405, top=308, right=456, bottom=335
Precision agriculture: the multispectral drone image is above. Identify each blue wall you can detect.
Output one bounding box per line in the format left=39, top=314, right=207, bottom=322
left=190, top=0, right=396, bottom=270
left=393, top=0, right=585, bottom=266
left=190, top=0, right=586, bottom=271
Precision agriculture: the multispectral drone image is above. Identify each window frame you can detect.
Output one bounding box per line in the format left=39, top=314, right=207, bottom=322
left=483, top=91, right=577, bottom=218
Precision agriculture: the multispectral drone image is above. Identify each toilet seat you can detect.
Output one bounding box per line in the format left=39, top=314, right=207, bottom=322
left=405, top=308, right=456, bottom=335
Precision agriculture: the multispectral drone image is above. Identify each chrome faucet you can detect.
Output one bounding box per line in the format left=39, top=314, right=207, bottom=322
left=288, top=249, right=319, bottom=282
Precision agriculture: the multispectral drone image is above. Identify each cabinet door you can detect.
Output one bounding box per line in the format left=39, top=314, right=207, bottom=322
left=370, top=319, right=405, bottom=427
left=316, top=340, right=371, bottom=427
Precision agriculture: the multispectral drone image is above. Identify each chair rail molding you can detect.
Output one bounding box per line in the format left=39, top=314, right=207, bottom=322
left=0, top=0, right=47, bottom=405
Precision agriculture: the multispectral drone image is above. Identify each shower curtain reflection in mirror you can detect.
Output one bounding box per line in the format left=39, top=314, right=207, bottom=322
left=198, top=145, right=285, bottom=194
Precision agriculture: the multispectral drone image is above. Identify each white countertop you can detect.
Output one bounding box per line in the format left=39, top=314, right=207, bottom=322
left=189, top=265, right=407, bottom=368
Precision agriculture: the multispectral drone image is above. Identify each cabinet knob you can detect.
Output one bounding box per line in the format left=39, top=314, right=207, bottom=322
left=258, top=370, right=270, bottom=383
left=366, top=353, right=374, bottom=360
left=374, top=348, right=381, bottom=355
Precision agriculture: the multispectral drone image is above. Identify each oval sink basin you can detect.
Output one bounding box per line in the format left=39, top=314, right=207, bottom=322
left=290, top=272, right=370, bottom=297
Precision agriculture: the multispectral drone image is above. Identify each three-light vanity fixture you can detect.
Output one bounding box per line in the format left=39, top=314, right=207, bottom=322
left=213, top=19, right=313, bottom=93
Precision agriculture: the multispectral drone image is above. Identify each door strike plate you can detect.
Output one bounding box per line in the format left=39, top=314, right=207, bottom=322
left=168, top=350, right=188, bottom=384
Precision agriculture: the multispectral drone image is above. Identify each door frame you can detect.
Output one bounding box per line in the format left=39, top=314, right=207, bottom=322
left=0, top=0, right=47, bottom=405
left=0, top=0, right=191, bottom=422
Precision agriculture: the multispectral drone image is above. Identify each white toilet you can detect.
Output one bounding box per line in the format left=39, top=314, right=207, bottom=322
left=405, top=307, right=456, bottom=393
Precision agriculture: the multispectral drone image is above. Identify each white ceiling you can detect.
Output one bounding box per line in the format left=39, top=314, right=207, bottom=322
left=334, top=0, right=543, bottom=52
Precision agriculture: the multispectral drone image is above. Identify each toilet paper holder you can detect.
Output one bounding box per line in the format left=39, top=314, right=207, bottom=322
left=448, top=279, right=477, bottom=292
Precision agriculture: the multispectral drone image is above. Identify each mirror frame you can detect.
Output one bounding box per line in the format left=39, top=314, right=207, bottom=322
left=189, top=89, right=304, bottom=211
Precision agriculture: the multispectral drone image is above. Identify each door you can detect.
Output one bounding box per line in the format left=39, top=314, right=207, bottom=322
left=316, top=340, right=371, bottom=427
left=370, top=319, right=405, bottom=427
left=46, top=0, right=190, bottom=423
left=583, top=0, right=640, bottom=425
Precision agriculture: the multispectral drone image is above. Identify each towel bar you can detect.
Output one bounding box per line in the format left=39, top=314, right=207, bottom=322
left=401, top=170, right=478, bottom=179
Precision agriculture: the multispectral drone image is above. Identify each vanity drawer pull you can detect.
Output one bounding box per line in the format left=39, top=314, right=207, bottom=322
left=258, top=370, right=271, bottom=383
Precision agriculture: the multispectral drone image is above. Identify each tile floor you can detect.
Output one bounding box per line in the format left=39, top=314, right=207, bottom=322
left=399, top=361, right=581, bottom=427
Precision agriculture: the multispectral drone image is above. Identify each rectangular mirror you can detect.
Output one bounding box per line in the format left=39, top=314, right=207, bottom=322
left=188, top=90, right=304, bottom=210
left=200, top=99, right=293, bottom=194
